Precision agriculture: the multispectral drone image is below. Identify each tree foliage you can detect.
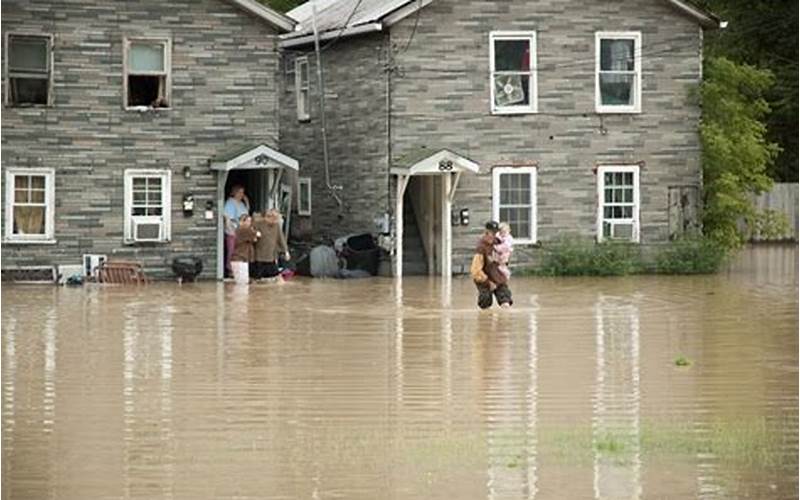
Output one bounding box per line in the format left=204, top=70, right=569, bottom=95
left=260, top=0, right=305, bottom=13
left=700, top=57, right=782, bottom=250
left=699, top=0, right=798, bottom=182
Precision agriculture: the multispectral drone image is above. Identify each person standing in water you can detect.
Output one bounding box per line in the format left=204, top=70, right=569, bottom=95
left=223, top=184, right=250, bottom=278
left=231, top=214, right=259, bottom=284
left=252, top=209, right=290, bottom=279
left=470, top=221, right=513, bottom=309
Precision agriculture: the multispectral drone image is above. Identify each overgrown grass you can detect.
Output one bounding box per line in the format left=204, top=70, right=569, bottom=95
left=520, top=236, right=728, bottom=276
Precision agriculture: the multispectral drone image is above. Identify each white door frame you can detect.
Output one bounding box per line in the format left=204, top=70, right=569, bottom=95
left=391, top=149, right=476, bottom=278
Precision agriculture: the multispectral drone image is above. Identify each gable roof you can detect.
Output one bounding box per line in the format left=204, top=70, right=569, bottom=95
left=281, top=0, right=721, bottom=46
left=225, top=0, right=296, bottom=32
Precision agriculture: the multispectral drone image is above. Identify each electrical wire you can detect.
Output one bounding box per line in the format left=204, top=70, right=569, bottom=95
left=320, top=0, right=366, bottom=53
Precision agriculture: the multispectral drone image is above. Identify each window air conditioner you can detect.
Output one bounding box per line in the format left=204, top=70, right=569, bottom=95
left=133, top=218, right=163, bottom=242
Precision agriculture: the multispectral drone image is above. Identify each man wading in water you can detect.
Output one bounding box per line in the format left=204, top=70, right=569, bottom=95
left=470, top=221, right=513, bottom=309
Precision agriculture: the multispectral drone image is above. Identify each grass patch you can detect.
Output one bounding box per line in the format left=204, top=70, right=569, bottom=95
left=519, top=236, right=727, bottom=276
left=674, top=355, right=692, bottom=367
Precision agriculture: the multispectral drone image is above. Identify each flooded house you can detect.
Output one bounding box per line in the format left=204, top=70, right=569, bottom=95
left=279, top=0, right=722, bottom=276
left=1, top=0, right=299, bottom=280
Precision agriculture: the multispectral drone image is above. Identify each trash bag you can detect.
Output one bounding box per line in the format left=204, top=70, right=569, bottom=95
left=310, top=245, right=340, bottom=278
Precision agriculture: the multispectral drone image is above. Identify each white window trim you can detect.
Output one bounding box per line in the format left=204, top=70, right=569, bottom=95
left=297, top=177, right=312, bottom=216
left=596, top=165, right=640, bottom=243
left=4, top=32, right=55, bottom=107
left=123, top=37, right=172, bottom=111
left=295, top=56, right=310, bottom=121
left=595, top=31, right=642, bottom=114
left=492, top=166, right=537, bottom=244
left=489, top=31, right=537, bottom=115
left=4, top=168, right=56, bottom=243
left=123, top=169, right=172, bottom=244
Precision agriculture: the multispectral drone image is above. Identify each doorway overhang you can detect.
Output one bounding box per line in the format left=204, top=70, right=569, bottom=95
left=209, top=143, right=299, bottom=172
left=392, top=149, right=480, bottom=278
left=212, top=144, right=299, bottom=281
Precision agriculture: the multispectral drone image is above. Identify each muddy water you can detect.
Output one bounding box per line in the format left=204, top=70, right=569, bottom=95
left=2, top=245, right=797, bottom=499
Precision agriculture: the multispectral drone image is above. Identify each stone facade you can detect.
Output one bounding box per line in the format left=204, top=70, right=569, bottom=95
left=279, top=32, right=391, bottom=244
left=282, top=0, right=706, bottom=274
left=1, top=0, right=284, bottom=278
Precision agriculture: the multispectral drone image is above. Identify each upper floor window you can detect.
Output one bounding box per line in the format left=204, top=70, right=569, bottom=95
left=596, top=165, right=640, bottom=242
left=5, top=34, right=53, bottom=106
left=4, top=168, right=55, bottom=243
left=490, top=32, right=537, bottom=114
left=284, top=54, right=295, bottom=93
left=295, top=56, right=310, bottom=121
left=124, top=169, right=171, bottom=243
left=124, top=38, right=171, bottom=110
left=595, top=32, right=641, bottom=113
left=492, top=166, right=537, bottom=244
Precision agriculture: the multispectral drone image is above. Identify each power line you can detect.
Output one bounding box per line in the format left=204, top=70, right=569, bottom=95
left=320, top=0, right=366, bottom=53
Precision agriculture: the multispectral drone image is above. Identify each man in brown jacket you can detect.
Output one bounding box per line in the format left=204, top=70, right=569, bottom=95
left=252, top=209, right=290, bottom=279
left=470, top=221, right=513, bottom=309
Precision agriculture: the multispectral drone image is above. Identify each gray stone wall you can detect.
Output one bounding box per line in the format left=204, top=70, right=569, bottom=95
left=278, top=33, right=390, bottom=244
left=1, top=0, right=282, bottom=278
left=389, top=0, right=704, bottom=273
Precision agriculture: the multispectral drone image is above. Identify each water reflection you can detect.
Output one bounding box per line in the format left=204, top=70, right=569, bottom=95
left=122, top=299, right=174, bottom=499
left=593, top=295, right=641, bottom=500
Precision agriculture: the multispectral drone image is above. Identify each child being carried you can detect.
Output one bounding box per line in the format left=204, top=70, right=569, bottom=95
left=493, top=222, right=514, bottom=280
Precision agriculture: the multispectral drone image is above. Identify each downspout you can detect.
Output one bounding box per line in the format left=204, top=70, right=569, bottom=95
left=311, top=1, right=343, bottom=213
left=386, top=32, right=393, bottom=216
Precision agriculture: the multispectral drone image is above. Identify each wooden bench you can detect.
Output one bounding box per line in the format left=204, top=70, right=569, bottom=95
left=96, top=261, right=148, bottom=284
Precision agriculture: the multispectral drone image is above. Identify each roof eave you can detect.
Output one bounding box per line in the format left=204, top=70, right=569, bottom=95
left=667, top=0, right=724, bottom=29
left=225, top=0, right=296, bottom=32
left=279, top=22, right=383, bottom=48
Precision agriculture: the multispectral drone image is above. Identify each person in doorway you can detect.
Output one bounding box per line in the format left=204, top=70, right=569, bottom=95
left=470, top=221, right=513, bottom=309
left=223, top=185, right=250, bottom=278
left=231, top=214, right=258, bottom=284
left=493, top=222, right=514, bottom=280
left=252, top=209, right=290, bottom=280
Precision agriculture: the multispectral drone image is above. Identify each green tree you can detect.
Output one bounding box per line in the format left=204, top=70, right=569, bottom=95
left=700, top=0, right=798, bottom=182
left=260, top=0, right=305, bottom=13
left=700, top=57, right=782, bottom=250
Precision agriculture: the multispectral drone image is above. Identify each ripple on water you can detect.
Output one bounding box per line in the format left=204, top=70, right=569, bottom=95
left=1, top=246, right=797, bottom=499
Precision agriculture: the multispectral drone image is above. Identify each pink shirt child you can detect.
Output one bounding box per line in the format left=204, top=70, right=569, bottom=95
left=493, top=223, right=514, bottom=279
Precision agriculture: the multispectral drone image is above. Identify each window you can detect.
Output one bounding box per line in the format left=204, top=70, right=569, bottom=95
left=284, top=55, right=295, bottom=93
left=5, top=34, right=53, bottom=106
left=298, top=177, right=311, bottom=216
left=124, top=170, right=171, bottom=243
left=4, top=168, right=55, bottom=242
left=489, top=32, right=537, bottom=114
left=597, top=165, right=640, bottom=242
left=492, top=166, right=537, bottom=243
left=595, top=32, right=641, bottom=113
left=124, top=38, right=171, bottom=109
left=295, top=57, right=309, bottom=121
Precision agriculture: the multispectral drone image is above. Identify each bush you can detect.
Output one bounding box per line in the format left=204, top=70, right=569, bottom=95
left=519, top=236, right=726, bottom=276
left=532, top=237, right=642, bottom=277
left=652, top=237, right=728, bottom=274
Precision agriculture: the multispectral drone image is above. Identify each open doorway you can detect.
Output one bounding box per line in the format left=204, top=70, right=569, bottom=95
left=225, top=170, right=268, bottom=214
left=404, top=175, right=445, bottom=276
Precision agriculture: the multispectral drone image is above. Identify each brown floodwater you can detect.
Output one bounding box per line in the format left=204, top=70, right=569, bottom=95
left=2, top=245, right=797, bottom=499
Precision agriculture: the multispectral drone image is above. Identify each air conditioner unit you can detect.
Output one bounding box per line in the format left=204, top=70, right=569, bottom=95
left=133, top=218, right=163, bottom=242
left=83, top=254, right=107, bottom=277
left=609, top=222, right=634, bottom=240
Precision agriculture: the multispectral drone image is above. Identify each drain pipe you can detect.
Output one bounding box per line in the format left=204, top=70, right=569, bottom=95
left=311, top=1, right=343, bottom=213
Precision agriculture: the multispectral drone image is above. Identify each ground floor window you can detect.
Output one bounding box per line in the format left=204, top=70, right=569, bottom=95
left=492, top=166, right=537, bottom=243
left=124, top=169, right=171, bottom=243
left=4, top=168, right=55, bottom=242
left=597, top=165, right=640, bottom=242
left=298, top=177, right=311, bottom=215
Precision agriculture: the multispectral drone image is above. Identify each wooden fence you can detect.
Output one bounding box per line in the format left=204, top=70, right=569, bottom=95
left=750, top=183, right=798, bottom=242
